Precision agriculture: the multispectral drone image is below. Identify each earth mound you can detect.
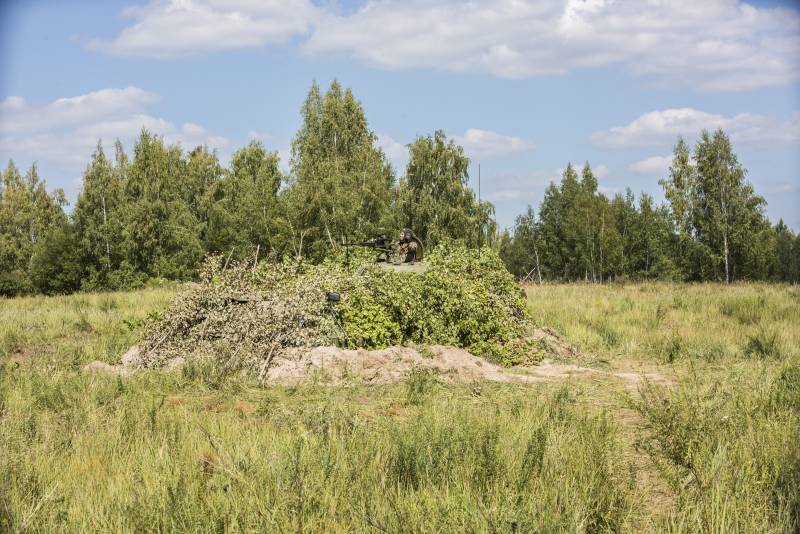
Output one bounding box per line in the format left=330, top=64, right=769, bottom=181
left=86, top=323, right=585, bottom=384
left=100, top=246, right=576, bottom=382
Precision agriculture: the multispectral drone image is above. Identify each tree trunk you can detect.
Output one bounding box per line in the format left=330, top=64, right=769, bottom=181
left=101, top=193, right=111, bottom=270
left=723, top=230, right=730, bottom=284
left=533, top=238, right=543, bottom=285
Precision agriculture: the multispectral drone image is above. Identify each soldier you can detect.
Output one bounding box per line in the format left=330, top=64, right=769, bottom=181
left=394, top=228, right=421, bottom=264
left=372, top=228, right=422, bottom=264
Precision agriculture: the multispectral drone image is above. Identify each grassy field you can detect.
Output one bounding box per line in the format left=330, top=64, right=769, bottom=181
left=1, top=283, right=798, bottom=532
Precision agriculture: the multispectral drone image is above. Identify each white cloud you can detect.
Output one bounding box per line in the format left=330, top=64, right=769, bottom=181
left=454, top=128, right=533, bottom=160
left=91, top=1, right=799, bottom=91
left=0, top=87, right=159, bottom=135
left=304, top=0, right=800, bottom=92
left=0, top=87, right=229, bottom=177
left=376, top=129, right=530, bottom=169
left=375, top=133, right=407, bottom=168
left=247, top=130, right=271, bottom=142
left=484, top=171, right=554, bottom=203
left=0, top=96, right=25, bottom=111
left=630, top=155, right=672, bottom=176
left=88, top=0, right=321, bottom=58
left=593, top=108, right=800, bottom=148
left=593, top=164, right=608, bottom=179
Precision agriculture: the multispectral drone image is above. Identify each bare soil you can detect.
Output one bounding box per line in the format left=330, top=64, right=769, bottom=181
left=84, top=327, right=669, bottom=389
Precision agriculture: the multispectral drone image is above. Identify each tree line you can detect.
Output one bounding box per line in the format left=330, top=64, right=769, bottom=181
left=1, top=80, right=798, bottom=295
left=0, top=80, right=489, bottom=295
left=500, top=130, right=800, bottom=283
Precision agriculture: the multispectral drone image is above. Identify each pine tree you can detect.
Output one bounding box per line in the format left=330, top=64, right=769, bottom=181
left=773, top=220, right=798, bottom=283
left=121, top=129, right=203, bottom=279
left=501, top=206, right=542, bottom=282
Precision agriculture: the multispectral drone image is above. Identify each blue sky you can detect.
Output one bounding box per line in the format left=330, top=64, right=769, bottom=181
left=1, top=0, right=798, bottom=230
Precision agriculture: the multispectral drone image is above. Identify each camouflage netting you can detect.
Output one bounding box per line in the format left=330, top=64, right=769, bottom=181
left=137, top=245, right=536, bottom=380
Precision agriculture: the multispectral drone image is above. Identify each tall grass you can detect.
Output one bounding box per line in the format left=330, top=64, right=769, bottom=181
left=0, top=287, right=177, bottom=363
left=0, top=367, right=634, bottom=531
left=525, top=283, right=800, bottom=364
left=630, top=361, right=800, bottom=532
left=1, top=283, right=798, bottom=531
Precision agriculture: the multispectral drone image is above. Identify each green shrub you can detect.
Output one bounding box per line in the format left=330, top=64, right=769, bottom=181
left=470, top=337, right=546, bottom=366
left=140, top=245, right=531, bottom=373
left=337, top=245, right=530, bottom=362
left=340, top=293, right=401, bottom=349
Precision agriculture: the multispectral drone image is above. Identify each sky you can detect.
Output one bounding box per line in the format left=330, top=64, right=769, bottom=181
left=0, top=0, right=798, bottom=230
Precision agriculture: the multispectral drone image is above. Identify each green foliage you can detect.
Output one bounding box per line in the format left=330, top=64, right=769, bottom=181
left=285, top=80, right=395, bottom=261
left=206, top=142, right=281, bottom=257
left=664, top=130, right=777, bottom=282
left=28, top=221, right=83, bottom=294
left=470, top=337, right=546, bottom=367
left=396, top=130, right=494, bottom=248
left=340, top=292, right=401, bottom=349
left=336, top=245, right=529, bottom=362
left=0, top=161, right=67, bottom=295
left=513, top=164, right=676, bottom=282
left=773, top=219, right=800, bottom=283
left=2, top=81, right=797, bottom=294
left=504, top=130, right=795, bottom=283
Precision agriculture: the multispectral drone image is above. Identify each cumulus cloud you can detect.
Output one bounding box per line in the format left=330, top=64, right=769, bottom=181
left=454, top=128, right=533, bottom=160
left=376, top=129, right=530, bottom=169
left=90, top=0, right=800, bottom=92
left=375, top=133, right=407, bottom=168
left=0, top=87, right=229, bottom=175
left=630, top=155, right=672, bottom=176
left=484, top=171, right=555, bottom=204
left=304, top=0, right=800, bottom=92
left=88, top=0, right=321, bottom=58
left=0, top=87, right=159, bottom=135
left=593, top=108, right=800, bottom=148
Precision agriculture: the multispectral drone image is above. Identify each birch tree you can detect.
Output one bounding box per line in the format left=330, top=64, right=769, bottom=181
left=73, top=142, right=124, bottom=286
left=692, top=129, right=773, bottom=282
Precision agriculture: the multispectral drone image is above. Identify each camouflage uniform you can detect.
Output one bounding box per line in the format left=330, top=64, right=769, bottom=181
left=390, top=228, right=420, bottom=264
